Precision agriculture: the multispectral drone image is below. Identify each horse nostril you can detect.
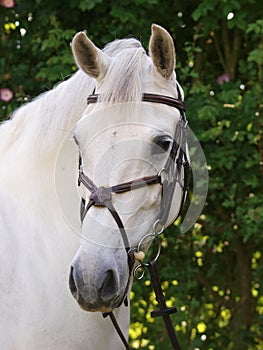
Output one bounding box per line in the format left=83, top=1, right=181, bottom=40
left=69, top=266, right=78, bottom=297
left=99, top=270, right=119, bottom=302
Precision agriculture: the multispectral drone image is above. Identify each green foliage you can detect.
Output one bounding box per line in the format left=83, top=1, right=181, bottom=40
left=1, top=0, right=263, bottom=349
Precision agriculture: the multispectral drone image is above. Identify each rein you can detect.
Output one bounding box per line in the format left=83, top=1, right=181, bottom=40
left=78, top=89, right=190, bottom=350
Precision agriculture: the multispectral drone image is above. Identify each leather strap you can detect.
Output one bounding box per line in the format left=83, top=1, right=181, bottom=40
left=148, top=260, right=181, bottom=350
left=78, top=171, right=161, bottom=223
left=87, top=93, right=185, bottom=112
left=142, top=93, right=185, bottom=111
left=103, top=260, right=182, bottom=350
left=111, top=175, right=161, bottom=193
left=78, top=170, right=162, bottom=263
left=102, top=312, right=131, bottom=350
left=157, top=117, right=189, bottom=226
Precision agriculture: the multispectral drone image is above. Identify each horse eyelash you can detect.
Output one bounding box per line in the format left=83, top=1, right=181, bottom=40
left=152, top=134, right=173, bottom=153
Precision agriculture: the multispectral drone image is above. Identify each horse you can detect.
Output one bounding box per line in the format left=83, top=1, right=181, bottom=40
left=0, top=24, right=190, bottom=349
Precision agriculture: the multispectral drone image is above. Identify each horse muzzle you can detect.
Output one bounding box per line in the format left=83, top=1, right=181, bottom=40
left=69, top=247, right=130, bottom=312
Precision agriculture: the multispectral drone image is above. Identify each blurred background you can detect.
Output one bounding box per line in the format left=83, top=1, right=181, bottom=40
left=1, top=0, right=263, bottom=349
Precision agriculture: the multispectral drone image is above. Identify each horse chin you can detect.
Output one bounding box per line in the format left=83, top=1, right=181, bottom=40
left=80, top=304, right=113, bottom=313
left=76, top=295, right=121, bottom=313
left=71, top=290, right=126, bottom=313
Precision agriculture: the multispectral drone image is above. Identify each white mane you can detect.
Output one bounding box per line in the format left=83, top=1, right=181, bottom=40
left=0, top=38, right=145, bottom=158
left=100, top=39, right=145, bottom=104
left=0, top=71, right=93, bottom=158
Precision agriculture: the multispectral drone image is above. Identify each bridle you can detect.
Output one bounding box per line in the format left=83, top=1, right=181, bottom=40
left=77, top=87, right=190, bottom=350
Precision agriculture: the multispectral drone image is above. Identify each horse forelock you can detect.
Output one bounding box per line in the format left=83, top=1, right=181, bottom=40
left=103, top=38, right=143, bottom=56
left=99, top=38, right=147, bottom=104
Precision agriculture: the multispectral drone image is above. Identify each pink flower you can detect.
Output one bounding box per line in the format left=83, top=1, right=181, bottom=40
left=1, top=0, right=15, bottom=8
left=217, top=73, right=230, bottom=85
left=0, top=88, right=14, bottom=102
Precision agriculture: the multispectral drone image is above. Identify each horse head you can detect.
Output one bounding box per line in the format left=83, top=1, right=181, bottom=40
left=69, top=24, right=188, bottom=313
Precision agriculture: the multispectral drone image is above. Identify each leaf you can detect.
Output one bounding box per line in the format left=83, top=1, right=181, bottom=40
left=197, top=105, right=218, bottom=123
left=246, top=122, right=253, bottom=132
left=248, top=48, right=263, bottom=65
left=192, top=1, right=218, bottom=21
left=247, top=19, right=263, bottom=34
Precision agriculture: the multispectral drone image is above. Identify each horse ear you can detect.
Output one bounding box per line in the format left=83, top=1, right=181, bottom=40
left=72, top=32, right=109, bottom=79
left=149, top=24, right=175, bottom=79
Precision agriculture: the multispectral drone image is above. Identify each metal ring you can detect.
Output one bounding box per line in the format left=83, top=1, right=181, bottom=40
left=158, top=167, right=166, bottom=177
left=136, top=233, right=161, bottom=267
left=137, top=232, right=155, bottom=254
left=152, top=219, right=164, bottom=236
left=158, top=167, right=168, bottom=184
left=133, top=264, right=145, bottom=280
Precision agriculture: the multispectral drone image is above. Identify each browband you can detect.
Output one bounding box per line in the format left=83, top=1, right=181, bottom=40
left=87, top=93, right=186, bottom=112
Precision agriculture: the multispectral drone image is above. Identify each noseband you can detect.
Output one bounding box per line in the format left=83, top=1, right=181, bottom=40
left=77, top=88, right=190, bottom=350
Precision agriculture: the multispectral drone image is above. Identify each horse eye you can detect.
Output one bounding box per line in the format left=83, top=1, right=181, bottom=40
left=152, top=135, right=172, bottom=154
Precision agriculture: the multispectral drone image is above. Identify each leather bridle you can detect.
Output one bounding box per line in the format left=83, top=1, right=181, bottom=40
left=77, top=88, right=190, bottom=350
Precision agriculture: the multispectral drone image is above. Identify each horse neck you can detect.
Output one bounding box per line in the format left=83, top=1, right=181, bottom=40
left=0, top=71, right=94, bottom=197
left=0, top=71, right=93, bottom=170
